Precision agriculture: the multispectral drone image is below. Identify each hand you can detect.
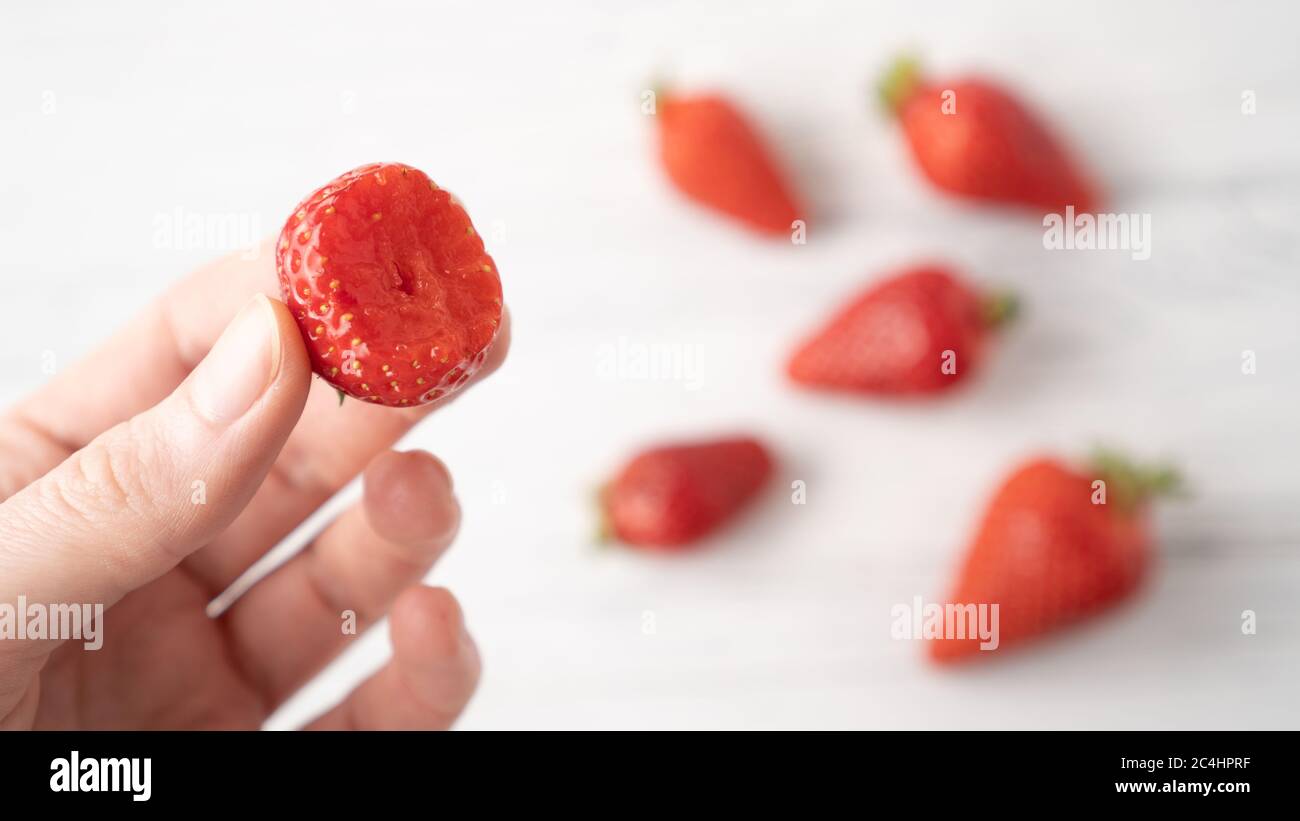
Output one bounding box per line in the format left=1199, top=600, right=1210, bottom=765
left=0, top=243, right=509, bottom=729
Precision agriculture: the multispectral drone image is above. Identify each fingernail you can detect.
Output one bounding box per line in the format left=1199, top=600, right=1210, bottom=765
left=190, top=294, right=283, bottom=424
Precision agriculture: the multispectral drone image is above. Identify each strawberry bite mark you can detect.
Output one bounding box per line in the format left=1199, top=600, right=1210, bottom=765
left=276, top=162, right=503, bottom=407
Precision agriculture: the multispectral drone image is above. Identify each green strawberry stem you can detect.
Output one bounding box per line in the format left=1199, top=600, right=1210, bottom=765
left=648, top=77, right=671, bottom=112
left=878, top=54, right=923, bottom=116
left=593, top=484, right=615, bottom=547
left=981, top=290, right=1020, bottom=329
left=1090, top=448, right=1184, bottom=512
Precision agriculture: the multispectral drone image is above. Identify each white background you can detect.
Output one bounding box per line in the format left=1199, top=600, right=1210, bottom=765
left=2, top=0, right=1298, bottom=729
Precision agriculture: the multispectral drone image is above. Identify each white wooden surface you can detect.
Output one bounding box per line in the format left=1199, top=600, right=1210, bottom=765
left=1, top=0, right=1297, bottom=729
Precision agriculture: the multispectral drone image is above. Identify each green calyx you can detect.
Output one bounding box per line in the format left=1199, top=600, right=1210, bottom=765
left=647, top=77, right=671, bottom=114
left=981, top=290, right=1020, bottom=329
left=336, top=388, right=346, bottom=407
left=1090, top=448, right=1184, bottom=513
left=593, top=483, right=615, bottom=547
left=878, top=54, right=923, bottom=116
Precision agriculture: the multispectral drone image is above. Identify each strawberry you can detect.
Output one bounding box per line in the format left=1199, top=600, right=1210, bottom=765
left=601, top=436, right=774, bottom=550
left=928, top=452, right=1180, bottom=664
left=786, top=265, right=1015, bottom=396
left=276, top=162, right=503, bottom=407
left=656, top=91, right=803, bottom=236
left=879, top=56, right=1099, bottom=213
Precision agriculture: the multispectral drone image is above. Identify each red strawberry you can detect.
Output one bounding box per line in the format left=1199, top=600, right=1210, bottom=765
left=601, top=436, right=774, bottom=550
left=928, top=452, right=1180, bottom=664
left=276, top=162, right=503, bottom=407
left=786, top=265, right=1015, bottom=396
left=879, top=56, right=1099, bottom=213
left=657, top=92, right=803, bottom=236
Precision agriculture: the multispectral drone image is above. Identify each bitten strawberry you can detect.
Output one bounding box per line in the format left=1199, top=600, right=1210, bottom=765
left=656, top=91, right=803, bottom=236
left=275, top=162, right=503, bottom=407
left=786, top=265, right=1015, bottom=396
left=928, top=452, right=1180, bottom=664
left=879, top=56, right=1099, bottom=213
left=601, top=436, right=774, bottom=550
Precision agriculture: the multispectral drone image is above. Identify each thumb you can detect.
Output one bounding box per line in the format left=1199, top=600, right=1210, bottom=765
left=0, top=294, right=310, bottom=655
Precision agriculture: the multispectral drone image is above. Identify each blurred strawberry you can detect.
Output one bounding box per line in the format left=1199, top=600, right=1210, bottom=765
left=879, top=56, right=1099, bottom=213
left=787, top=265, right=1015, bottom=396
left=656, top=91, right=803, bottom=236
left=929, top=452, right=1181, bottom=664
left=601, top=436, right=774, bottom=550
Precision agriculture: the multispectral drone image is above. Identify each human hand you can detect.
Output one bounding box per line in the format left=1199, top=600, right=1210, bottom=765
left=0, top=243, right=509, bottom=729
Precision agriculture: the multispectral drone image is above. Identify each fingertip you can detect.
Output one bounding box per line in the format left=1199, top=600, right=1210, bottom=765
left=362, top=450, right=459, bottom=546
left=301, top=586, right=479, bottom=730
left=390, top=586, right=478, bottom=676
left=261, top=295, right=313, bottom=399
left=406, top=448, right=455, bottom=490
left=366, top=448, right=453, bottom=493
